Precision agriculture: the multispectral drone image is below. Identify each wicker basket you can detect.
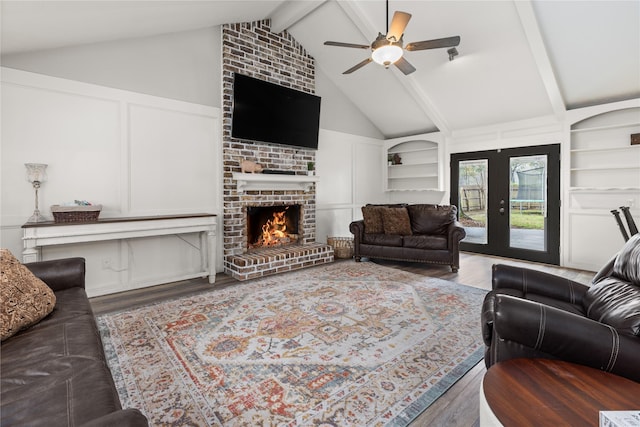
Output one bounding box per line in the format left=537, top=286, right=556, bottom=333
left=327, top=236, right=354, bottom=259
left=51, top=205, right=102, bottom=223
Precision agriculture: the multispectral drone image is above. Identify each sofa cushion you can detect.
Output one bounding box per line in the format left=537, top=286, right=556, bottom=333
left=1, top=354, right=121, bottom=426
left=1, top=288, right=103, bottom=362
left=381, top=207, right=412, bottom=235
left=407, top=204, right=457, bottom=235
left=611, top=233, right=640, bottom=285
left=0, top=249, right=56, bottom=341
left=362, top=233, right=403, bottom=247
left=403, top=235, right=448, bottom=250
left=361, top=205, right=385, bottom=234
left=584, top=277, right=640, bottom=336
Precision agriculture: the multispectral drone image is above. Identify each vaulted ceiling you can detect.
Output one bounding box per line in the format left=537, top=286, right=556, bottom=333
left=2, top=0, right=639, bottom=138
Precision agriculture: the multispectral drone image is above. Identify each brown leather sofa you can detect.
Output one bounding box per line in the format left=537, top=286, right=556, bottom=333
left=349, top=204, right=466, bottom=272
left=481, top=233, right=640, bottom=382
left=1, top=257, right=148, bottom=427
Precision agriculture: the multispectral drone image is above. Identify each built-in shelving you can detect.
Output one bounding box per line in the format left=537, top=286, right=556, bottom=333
left=384, top=139, right=439, bottom=191
left=569, top=109, right=640, bottom=190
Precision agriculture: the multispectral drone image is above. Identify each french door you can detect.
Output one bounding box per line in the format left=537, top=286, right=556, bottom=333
left=450, top=145, right=560, bottom=265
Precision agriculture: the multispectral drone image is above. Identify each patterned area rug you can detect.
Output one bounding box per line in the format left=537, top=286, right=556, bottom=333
left=97, top=261, right=486, bottom=426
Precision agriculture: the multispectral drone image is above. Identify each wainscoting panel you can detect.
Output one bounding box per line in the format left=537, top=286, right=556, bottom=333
left=354, top=141, right=386, bottom=206
left=567, top=211, right=624, bottom=271
left=315, top=129, right=385, bottom=244
left=1, top=67, right=222, bottom=296
left=316, top=132, right=353, bottom=206
left=128, top=104, right=218, bottom=215
left=316, top=207, right=354, bottom=242
left=1, top=77, right=122, bottom=222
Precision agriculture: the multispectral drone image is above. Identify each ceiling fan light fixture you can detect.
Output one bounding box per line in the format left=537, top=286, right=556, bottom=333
left=372, top=44, right=403, bottom=67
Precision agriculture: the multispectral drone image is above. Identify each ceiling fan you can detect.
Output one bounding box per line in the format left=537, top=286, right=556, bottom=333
left=324, top=0, right=461, bottom=75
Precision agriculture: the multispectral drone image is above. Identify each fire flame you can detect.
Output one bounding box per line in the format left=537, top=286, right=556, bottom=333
left=260, top=210, right=289, bottom=246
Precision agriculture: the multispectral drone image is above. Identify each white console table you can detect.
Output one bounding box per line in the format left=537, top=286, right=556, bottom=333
left=22, top=213, right=217, bottom=284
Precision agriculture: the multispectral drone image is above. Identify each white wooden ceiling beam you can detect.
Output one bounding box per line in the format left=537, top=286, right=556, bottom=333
left=514, top=0, right=566, bottom=119
left=269, top=1, right=327, bottom=34
left=336, top=0, right=452, bottom=135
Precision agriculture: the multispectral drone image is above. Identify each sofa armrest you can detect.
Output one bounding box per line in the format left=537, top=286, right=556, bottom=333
left=447, top=220, right=466, bottom=247
left=488, top=293, right=640, bottom=382
left=25, top=257, right=86, bottom=292
left=350, top=220, right=365, bottom=259
left=492, top=264, right=589, bottom=305
left=349, top=220, right=365, bottom=243
left=79, top=409, right=148, bottom=427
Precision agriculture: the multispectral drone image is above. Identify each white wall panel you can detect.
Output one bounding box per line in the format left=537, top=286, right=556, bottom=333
left=42, top=240, right=123, bottom=296
left=1, top=68, right=222, bottom=295
left=316, top=131, right=353, bottom=205
left=127, top=234, right=203, bottom=287
left=354, top=142, right=386, bottom=205
left=315, top=129, right=384, bottom=243
left=128, top=105, right=218, bottom=215
left=316, top=208, right=353, bottom=242
left=1, top=82, right=121, bottom=222
left=567, top=211, right=624, bottom=271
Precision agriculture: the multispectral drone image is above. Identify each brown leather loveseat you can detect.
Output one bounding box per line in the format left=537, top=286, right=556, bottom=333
left=1, top=255, right=148, bottom=426
left=349, top=204, right=466, bottom=272
left=481, top=233, right=640, bottom=382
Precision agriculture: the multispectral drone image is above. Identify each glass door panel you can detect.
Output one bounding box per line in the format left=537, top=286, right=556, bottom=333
left=458, top=159, right=488, bottom=245
left=509, top=155, right=548, bottom=251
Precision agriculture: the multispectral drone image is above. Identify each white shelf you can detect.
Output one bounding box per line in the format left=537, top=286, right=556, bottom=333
left=388, top=147, right=438, bottom=154
left=385, top=188, right=443, bottom=192
left=388, top=161, right=438, bottom=167
left=570, top=145, right=639, bottom=153
left=570, top=122, right=640, bottom=133
left=232, top=172, right=318, bottom=193
left=569, top=187, right=640, bottom=192
left=389, top=174, right=438, bottom=179
left=570, top=166, right=640, bottom=172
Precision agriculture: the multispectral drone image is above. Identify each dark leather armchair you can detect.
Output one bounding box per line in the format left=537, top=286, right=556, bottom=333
left=481, top=234, right=640, bottom=382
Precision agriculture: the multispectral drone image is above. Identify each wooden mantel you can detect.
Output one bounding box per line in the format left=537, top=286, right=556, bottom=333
left=232, top=172, right=319, bottom=194
left=22, top=213, right=217, bottom=284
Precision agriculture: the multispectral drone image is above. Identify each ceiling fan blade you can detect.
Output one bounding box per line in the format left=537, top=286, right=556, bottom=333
left=387, top=11, right=411, bottom=42
left=405, top=36, right=461, bottom=51
left=324, top=41, right=370, bottom=50
left=394, top=57, right=416, bottom=75
left=343, top=58, right=373, bottom=74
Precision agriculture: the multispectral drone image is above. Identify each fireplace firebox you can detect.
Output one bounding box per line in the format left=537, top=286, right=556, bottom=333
left=247, top=205, right=300, bottom=250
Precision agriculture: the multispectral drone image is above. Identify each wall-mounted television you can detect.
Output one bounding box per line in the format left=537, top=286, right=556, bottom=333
left=231, top=73, right=321, bottom=150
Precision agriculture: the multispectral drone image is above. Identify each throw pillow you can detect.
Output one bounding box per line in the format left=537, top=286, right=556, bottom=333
left=407, top=204, right=457, bottom=235
left=362, top=205, right=385, bottom=234
left=0, top=249, right=56, bottom=341
left=381, top=207, right=413, bottom=236
left=611, top=233, right=640, bottom=285
left=584, top=276, right=640, bottom=336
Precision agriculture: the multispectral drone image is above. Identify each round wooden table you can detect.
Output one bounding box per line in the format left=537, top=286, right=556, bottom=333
left=480, top=358, right=640, bottom=426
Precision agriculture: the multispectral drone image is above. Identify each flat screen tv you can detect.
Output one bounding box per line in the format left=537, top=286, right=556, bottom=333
left=231, top=73, right=321, bottom=149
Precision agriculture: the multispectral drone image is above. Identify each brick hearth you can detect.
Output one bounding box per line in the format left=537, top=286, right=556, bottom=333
left=226, top=243, right=333, bottom=281
left=221, top=20, right=333, bottom=280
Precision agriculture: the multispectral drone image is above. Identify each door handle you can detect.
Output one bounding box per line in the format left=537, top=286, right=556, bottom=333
left=499, top=199, right=505, bottom=215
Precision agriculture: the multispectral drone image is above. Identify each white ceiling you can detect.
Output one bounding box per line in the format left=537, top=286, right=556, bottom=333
left=2, top=0, right=639, bottom=137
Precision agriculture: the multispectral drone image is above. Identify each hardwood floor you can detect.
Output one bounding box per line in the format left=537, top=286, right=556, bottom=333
left=90, top=252, right=595, bottom=427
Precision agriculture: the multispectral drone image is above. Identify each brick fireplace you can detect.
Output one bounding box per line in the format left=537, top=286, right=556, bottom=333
left=221, top=20, right=333, bottom=280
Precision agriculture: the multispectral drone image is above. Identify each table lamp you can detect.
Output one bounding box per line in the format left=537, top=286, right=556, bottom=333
left=25, top=163, right=49, bottom=223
